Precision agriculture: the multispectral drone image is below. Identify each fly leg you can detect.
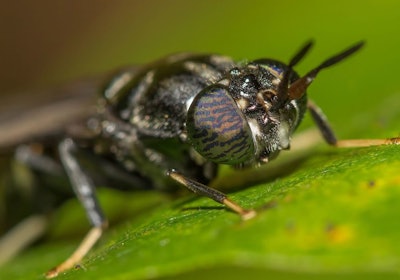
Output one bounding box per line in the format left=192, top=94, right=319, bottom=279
left=308, top=100, right=400, bottom=147
left=46, top=138, right=107, bottom=278
left=167, top=169, right=256, bottom=220
left=15, top=144, right=63, bottom=175
left=0, top=144, right=63, bottom=266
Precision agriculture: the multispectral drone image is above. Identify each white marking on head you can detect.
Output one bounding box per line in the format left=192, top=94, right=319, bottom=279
left=278, top=121, right=291, bottom=149
left=236, top=98, right=249, bottom=111
left=185, top=95, right=195, bottom=111
left=247, top=118, right=262, bottom=154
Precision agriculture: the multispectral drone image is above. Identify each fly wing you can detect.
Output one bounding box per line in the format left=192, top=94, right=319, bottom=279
left=0, top=64, right=141, bottom=150
left=0, top=76, right=105, bottom=150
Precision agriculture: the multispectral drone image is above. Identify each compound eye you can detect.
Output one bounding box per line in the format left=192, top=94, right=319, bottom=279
left=187, top=85, right=255, bottom=165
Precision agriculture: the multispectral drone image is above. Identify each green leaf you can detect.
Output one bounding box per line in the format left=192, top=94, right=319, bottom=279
left=2, top=143, right=400, bottom=280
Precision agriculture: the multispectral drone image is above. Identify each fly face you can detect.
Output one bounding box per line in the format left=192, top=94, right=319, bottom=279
left=186, top=58, right=307, bottom=167
left=226, top=60, right=308, bottom=163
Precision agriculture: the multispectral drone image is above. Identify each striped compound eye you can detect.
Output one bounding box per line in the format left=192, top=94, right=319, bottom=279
left=187, top=85, right=255, bottom=165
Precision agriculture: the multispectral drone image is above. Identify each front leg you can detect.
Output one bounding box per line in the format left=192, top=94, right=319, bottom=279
left=46, top=138, right=107, bottom=278
left=308, top=100, right=400, bottom=147
left=168, top=169, right=256, bottom=220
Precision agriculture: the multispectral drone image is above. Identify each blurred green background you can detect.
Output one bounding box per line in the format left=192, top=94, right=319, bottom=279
left=0, top=1, right=400, bottom=279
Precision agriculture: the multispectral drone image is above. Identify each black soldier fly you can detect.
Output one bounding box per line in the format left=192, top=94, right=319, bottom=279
left=0, top=40, right=398, bottom=278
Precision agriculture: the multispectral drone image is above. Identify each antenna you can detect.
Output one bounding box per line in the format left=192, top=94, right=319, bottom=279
left=288, top=41, right=365, bottom=100
left=274, top=40, right=314, bottom=109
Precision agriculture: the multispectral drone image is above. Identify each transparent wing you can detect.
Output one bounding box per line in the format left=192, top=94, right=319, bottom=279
left=0, top=76, right=107, bottom=150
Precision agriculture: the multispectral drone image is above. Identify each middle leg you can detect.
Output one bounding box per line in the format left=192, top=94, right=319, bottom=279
left=308, top=100, right=400, bottom=148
